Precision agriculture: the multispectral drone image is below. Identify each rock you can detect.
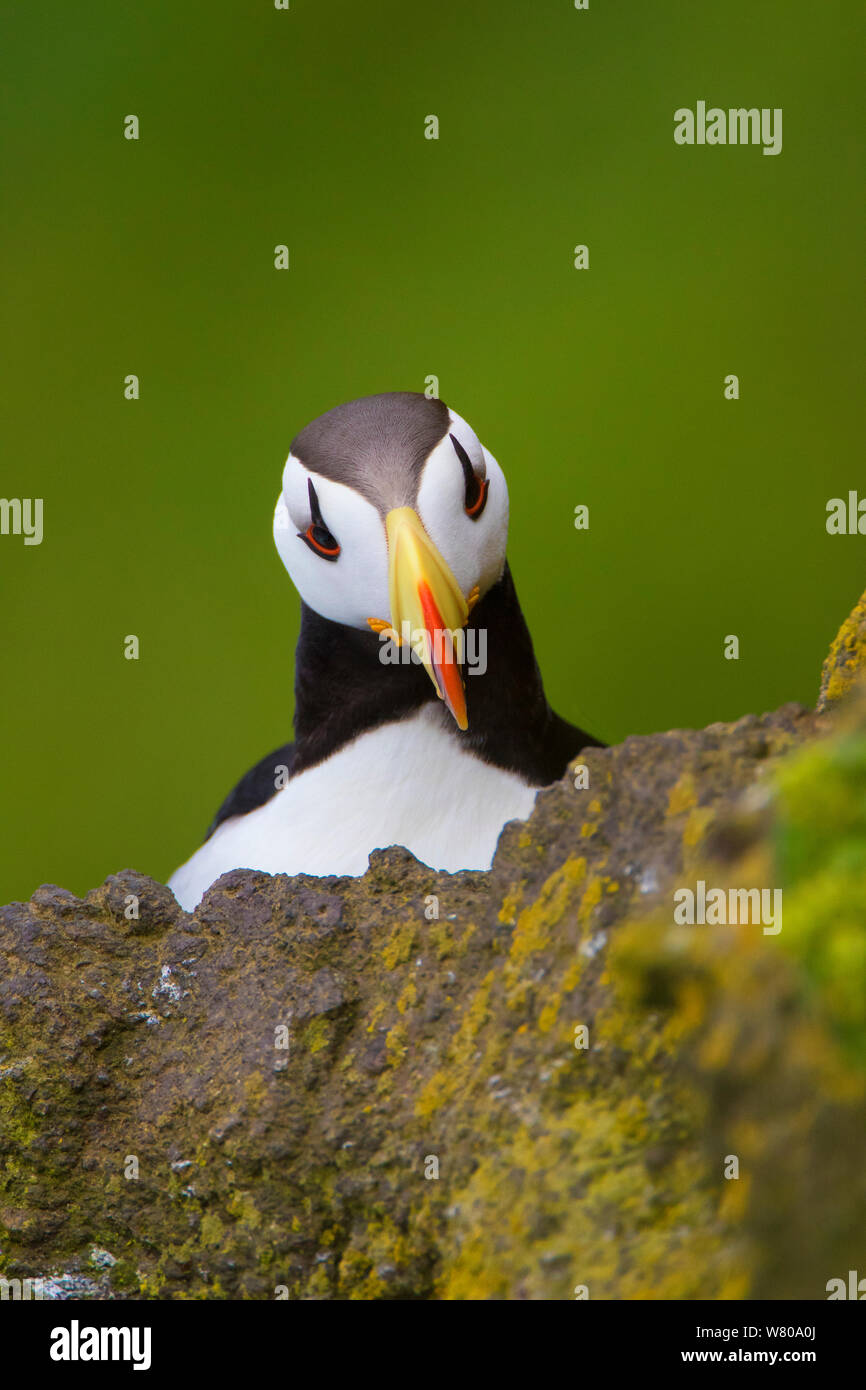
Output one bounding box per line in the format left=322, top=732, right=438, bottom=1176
left=0, top=597, right=865, bottom=1300
left=818, top=587, right=866, bottom=711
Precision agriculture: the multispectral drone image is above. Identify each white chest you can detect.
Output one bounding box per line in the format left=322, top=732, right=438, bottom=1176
left=168, top=707, right=540, bottom=910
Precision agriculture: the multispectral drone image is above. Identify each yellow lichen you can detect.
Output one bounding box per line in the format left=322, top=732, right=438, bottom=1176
left=382, top=920, right=416, bottom=971
left=683, top=805, right=713, bottom=849
left=303, top=1017, right=331, bottom=1054
left=507, top=859, right=587, bottom=971
left=396, top=979, right=417, bottom=1015
left=667, top=771, right=698, bottom=816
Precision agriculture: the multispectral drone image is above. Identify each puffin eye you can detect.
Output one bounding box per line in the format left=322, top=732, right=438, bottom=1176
left=450, top=432, right=489, bottom=520
left=298, top=478, right=340, bottom=561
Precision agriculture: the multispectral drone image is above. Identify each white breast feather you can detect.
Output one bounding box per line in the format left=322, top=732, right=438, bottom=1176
left=168, top=707, right=540, bottom=911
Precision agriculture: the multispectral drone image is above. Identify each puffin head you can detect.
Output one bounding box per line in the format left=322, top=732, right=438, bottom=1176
left=273, top=391, right=509, bottom=730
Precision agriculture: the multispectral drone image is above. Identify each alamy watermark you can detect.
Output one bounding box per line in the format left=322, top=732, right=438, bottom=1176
left=674, top=102, right=782, bottom=156
left=50, top=1320, right=152, bottom=1370
left=0, top=497, right=43, bottom=545
left=826, top=491, right=866, bottom=534
left=0, top=1275, right=45, bottom=1300
left=378, top=621, right=487, bottom=676
left=673, top=879, right=782, bottom=935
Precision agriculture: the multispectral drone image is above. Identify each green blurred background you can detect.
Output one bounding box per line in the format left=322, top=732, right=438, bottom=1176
left=1, top=1, right=862, bottom=903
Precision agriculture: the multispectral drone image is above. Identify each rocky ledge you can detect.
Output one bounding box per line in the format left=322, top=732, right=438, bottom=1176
left=1, top=595, right=865, bottom=1299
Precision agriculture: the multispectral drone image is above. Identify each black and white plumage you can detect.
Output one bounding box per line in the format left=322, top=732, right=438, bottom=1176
left=168, top=392, right=603, bottom=909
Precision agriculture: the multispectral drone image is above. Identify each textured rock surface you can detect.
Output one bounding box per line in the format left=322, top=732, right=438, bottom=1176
left=818, top=589, right=866, bottom=711
left=1, top=596, right=864, bottom=1300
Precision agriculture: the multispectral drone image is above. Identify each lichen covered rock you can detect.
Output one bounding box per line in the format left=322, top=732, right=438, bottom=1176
left=818, top=587, right=866, bottom=711
left=1, top=598, right=865, bottom=1300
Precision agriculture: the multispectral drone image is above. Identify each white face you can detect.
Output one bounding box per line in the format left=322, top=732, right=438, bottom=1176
left=272, top=407, right=509, bottom=628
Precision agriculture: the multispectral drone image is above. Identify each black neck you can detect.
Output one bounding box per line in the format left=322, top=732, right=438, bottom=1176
left=292, top=563, right=603, bottom=783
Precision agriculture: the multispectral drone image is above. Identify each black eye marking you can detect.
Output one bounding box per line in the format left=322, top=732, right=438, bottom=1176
left=298, top=477, right=341, bottom=560
left=450, top=432, right=489, bottom=520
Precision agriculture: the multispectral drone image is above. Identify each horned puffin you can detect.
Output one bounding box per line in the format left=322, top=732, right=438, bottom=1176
left=168, top=392, right=603, bottom=910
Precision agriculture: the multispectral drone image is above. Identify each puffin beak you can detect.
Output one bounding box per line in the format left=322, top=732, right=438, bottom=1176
left=384, top=507, right=470, bottom=730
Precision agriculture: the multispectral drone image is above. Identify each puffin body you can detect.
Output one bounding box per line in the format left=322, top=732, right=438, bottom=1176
left=169, top=705, right=538, bottom=898
left=168, top=393, right=603, bottom=910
